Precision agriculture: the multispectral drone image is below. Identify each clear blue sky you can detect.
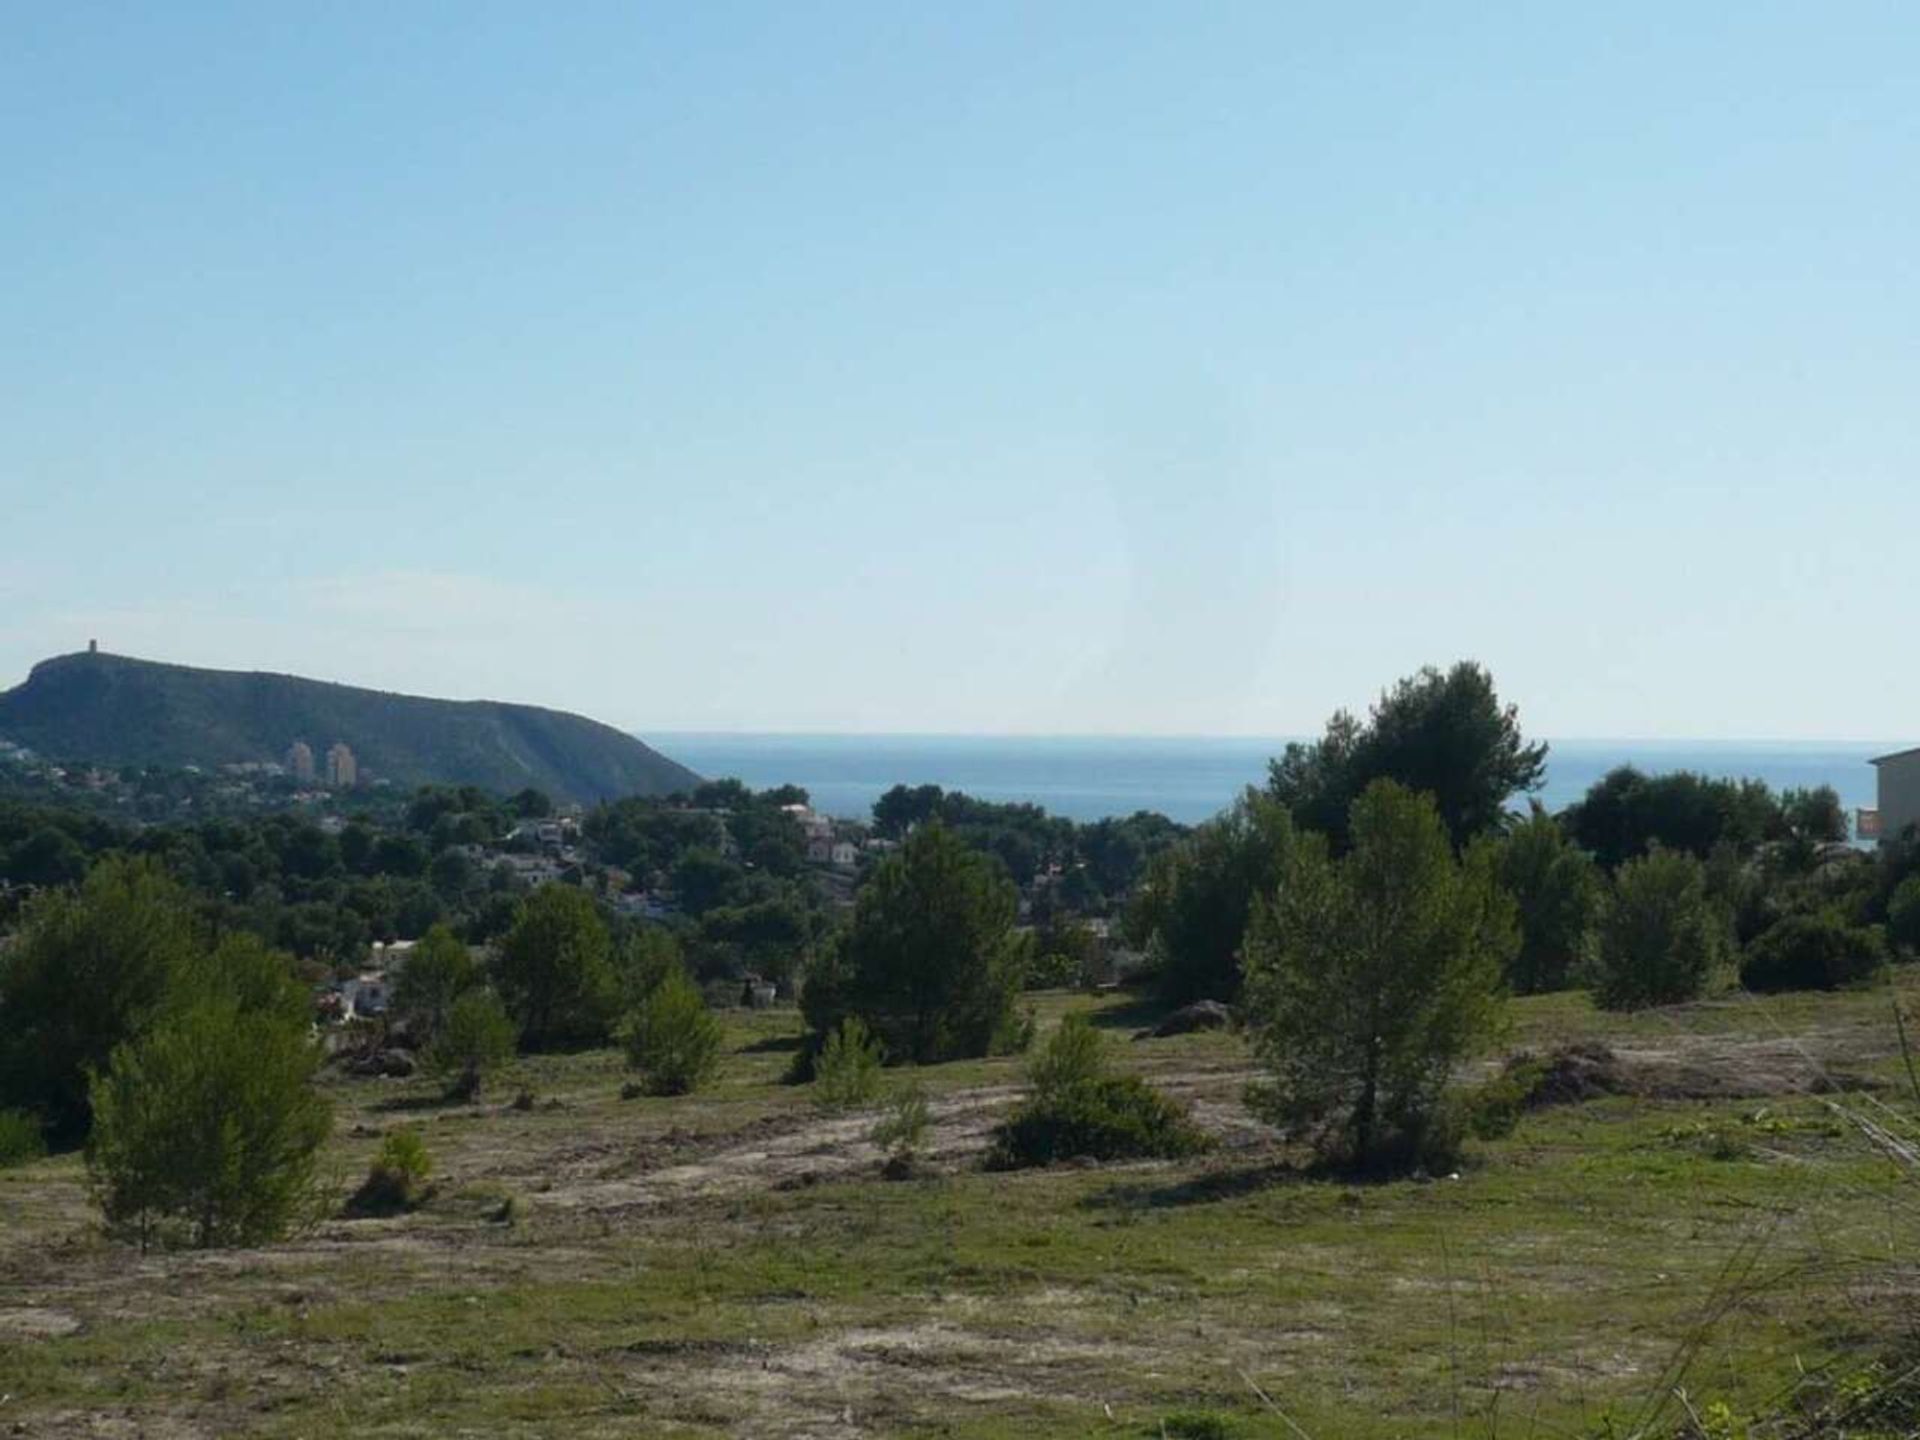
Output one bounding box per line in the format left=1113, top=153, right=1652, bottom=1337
left=4, top=4, right=1915, bottom=739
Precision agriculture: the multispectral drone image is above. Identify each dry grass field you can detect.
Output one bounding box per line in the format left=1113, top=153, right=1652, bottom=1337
left=4, top=978, right=1918, bottom=1438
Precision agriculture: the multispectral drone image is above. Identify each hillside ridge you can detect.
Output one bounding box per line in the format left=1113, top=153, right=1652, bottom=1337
left=0, top=650, right=700, bottom=804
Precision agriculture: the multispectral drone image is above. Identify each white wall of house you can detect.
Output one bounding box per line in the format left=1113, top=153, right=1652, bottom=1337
left=1874, top=748, right=1920, bottom=843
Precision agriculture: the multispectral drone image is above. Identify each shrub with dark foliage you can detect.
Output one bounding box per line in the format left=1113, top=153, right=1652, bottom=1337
left=345, top=1130, right=434, bottom=1217
left=1591, top=849, right=1728, bottom=1010
left=1740, top=913, right=1887, bottom=994
left=986, top=1016, right=1205, bottom=1169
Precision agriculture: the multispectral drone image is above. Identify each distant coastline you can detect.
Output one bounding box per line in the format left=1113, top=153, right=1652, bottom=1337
left=646, top=734, right=1895, bottom=826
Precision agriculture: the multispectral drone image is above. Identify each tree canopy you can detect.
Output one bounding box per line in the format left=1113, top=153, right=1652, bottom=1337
left=1267, top=662, right=1545, bottom=851
left=1559, top=768, right=1844, bottom=871
left=1241, top=780, right=1516, bottom=1172
left=1481, top=804, right=1601, bottom=994
left=1127, top=792, right=1295, bottom=1004
left=0, top=858, right=203, bottom=1146
left=804, top=823, right=1029, bottom=1064
left=492, top=885, right=618, bottom=1051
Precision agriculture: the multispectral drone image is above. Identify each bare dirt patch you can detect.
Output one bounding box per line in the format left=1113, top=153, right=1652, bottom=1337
left=0, top=1305, right=82, bottom=1340
left=1511, top=1032, right=1884, bottom=1110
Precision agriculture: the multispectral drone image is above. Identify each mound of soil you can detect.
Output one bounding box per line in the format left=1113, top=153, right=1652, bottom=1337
left=1506, top=1039, right=1881, bottom=1108
left=1512, top=1044, right=1630, bottom=1108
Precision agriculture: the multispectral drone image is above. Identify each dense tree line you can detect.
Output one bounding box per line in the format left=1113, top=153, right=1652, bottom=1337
left=1135, top=663, right=1910, bottom=1018
left=871, top=783, right=1184, bottom=910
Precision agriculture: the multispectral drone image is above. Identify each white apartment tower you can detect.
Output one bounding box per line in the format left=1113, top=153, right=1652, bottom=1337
left=285, top=740, right=315, bottom=783
left=325, top=742, right=358, bottom=789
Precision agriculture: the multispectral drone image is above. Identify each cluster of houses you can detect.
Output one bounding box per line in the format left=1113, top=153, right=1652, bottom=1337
left=784, top=802, right=871, bottom=870
left=314, top=939, right=414, bottom=1023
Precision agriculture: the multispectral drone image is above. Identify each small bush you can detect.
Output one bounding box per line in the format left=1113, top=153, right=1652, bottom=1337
left=986, top=1015, right=1207, bottom=1170
left=0, top=1109, right=46, bottom=1169
left=1157, top=1412, right=1237, bottom=1440
left=813, top=1017, right=884, bottom=1110
left=1741, top=913, right=1888, bottom=993
left=1460, top=1056, right=1549, bottom=1141
left=622, top=967, right=723, bottom=1096
left=996, top=1004, right=1038, bottom=1055
left=988, top=1073, right=1207, bottom=1169
left=1027, top=1012, right=1104, bottom=1093
left=346, top=1130, right=434, bottom=1216
left=871, top=1079, right=930, bottom=1176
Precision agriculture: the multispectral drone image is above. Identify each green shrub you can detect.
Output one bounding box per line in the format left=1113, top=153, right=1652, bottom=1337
left=1025, top=948, right=1083, bottom=990
left=1461, top=1055, right=1549, bottom=1141
left=1741, top=913, right=1888, bottom=993
left=988, top=1073, right=1207, bottom=1169
left=0, top=1109, right=46, bottom=1169
left=1591, top=849, right=1728, bottom=1010
left=346, top=1129, right=434, bottom=1216
left=813, top=1016, right=884, bottom=1110
left=1027, top=1012, right=1105, bottom=1095
left=871, top=1079, right=930, bottom=1174
left=1157, top=1412, right=1237, bottom=1440
left=622, top=967, right=723, bottom=1096
left=425, top=988, right=517, bottom=1100
left=986, top=1015, right=1206, bottom=1170
left=1886, top=875, right=1920, bottom=954
left=615, top=925, right=682, bottom=1011
left=86, top=997, right=332, bottom=1250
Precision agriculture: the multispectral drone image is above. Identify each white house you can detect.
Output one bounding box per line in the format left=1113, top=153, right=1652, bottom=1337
left=335, top=973, right=392, bottom=1019
left=1867, top=747, right=1920, bottom=845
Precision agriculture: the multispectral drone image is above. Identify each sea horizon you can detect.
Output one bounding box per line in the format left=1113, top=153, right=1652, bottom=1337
left=644, top=732, right=1897, bottom=827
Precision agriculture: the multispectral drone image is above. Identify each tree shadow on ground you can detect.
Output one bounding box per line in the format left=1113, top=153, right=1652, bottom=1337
left=1078, top=1160, right=1299, bottom=1213
left=1084, top=994, right=1167, bottom=1034
left=738, top=1031, right=805, bottom=1055
left=369, top=1091, right=459, bottom=1114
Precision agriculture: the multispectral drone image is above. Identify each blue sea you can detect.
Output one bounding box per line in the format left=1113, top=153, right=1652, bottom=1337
left=647, top=734, right=1894, bottom=828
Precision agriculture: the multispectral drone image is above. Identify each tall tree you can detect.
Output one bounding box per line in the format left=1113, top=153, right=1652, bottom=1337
left=1242, top=781, right=1516, bottom=1172
left=805, top=823, right=1028, bottom=1063
left=391, top=923, right=482, bottom=1039
left=492, top=886, right=618, bottom=1050
left=0, top=858, right=202, bottom=1146
left=1482, top=804, right=1601, bottom=994
left=1268, top=662, right=1545, bottom=850
left=1561, top=768, right=1793, bottom=870
left=1127, top=792, right=1294, bottom=1004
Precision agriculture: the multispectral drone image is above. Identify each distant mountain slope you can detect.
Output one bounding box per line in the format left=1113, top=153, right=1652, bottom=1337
left=0, top=651, right=701, bottom=804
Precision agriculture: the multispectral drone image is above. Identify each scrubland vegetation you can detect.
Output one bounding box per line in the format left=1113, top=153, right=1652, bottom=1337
left=4, top=660, right=1920, bottom=1436
left=3, top=983, right=1919, bottom=1437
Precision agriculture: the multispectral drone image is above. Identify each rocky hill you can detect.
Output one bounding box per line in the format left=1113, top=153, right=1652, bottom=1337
left=0, top=650, right=700, bottom=804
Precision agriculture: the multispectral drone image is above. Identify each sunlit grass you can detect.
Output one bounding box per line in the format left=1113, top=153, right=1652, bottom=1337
left=2, top=977, right=1917, bottom=1436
